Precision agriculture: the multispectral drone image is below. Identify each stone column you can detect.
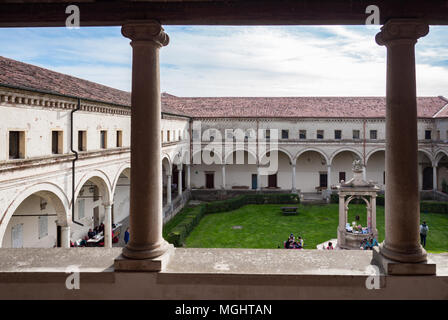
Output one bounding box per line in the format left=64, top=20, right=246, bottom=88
left=418, top=163, right=423, bottom=191
left=362, top=166, right=367, bottom=181
left=118, top=21, right=172, bottom=266
left=327, top=164, right=331, bottom=187
left=178, top=165, right=183, bottom=196
left=222, top=164, right=226, bottom=189
left=371, top=195, right=377, bottom=236
left=60, top=226, right=70, bottom=248
left=104, top=204, right=112, bottom=248
left=375, top=19, right=429, bottom=264
left=337, top=194, right=346, bottom=248
left=166, top=174, right=172, bottom=205
left=256, top=166, right=261, bottom=190
left=291, top=164, right=296, bottom=192
left=433, top=163, right=438, bottom=191
left=186, top=164, right=191, bottom=190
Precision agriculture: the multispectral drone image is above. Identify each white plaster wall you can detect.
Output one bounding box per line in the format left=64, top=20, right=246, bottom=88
left=295, top=151, right=327, bottom=192
left=2, top=195, right=57, bottom=248
left=113, top=176, right=130, bottom=224
left=366, top=151, right=385, bottom=189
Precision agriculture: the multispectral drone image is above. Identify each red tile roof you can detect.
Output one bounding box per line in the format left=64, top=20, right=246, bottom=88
left=162, top=95, right=448, bottom=119
left=1, top=56, right=447, bottom=119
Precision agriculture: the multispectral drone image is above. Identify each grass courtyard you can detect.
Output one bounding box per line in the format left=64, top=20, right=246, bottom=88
left=176, top=203, right=448, bottom=253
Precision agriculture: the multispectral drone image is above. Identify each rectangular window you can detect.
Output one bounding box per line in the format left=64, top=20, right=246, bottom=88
left=281, top=129, right=289, bottom=139
left=334, top=130, right=342, bottom=140
left=9, top=131, right=25, bottom=159
left=265, top=129, right=271, bottom=140
left=167, top=130, right=170, bottom=142
left=299, top=130, right=306, bottom=139
left=51, top=130, right=63, bottom=154
left=425, top=130, right=432, bottom=140
left=38, top=215, right=48, bottom=239
left=437, top=130, right=440, bottom=141
left=317, top=130, right=324, bottom=139
left=370, top=130, right=377, bottom=140
left=78, top=199, right=85, bottom=219
left=339, top=172, right=346, bottom=182
left=116, top=130, right=123, bottom=147
left=353, top=130, right=360, bottom=139
left=78, top=131, right=87, bottom=151
left=100, top=130, right=107, bottom=149
left=161, top=130, right=164, bottom=143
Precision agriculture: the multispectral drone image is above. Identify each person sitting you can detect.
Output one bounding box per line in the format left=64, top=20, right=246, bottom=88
left=297, top=236, right=304, bottom=248
left=87, top=228, right=96, bottom=239
left=370, top=237, right=379, bottom=247
left=94, top=226, right=100, bottom=234
left=99, top=223, right=105, bottom=233
left=284, top=240, right=290, bottom=249
left=326, top=242, right=334, bottom=250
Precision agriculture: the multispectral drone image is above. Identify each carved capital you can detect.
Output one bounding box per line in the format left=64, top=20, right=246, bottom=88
left=375, top=19, right=429, bottom=46
left=121, top=20, right=169, bottom=47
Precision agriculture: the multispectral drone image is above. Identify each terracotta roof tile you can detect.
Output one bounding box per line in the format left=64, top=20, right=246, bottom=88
left=1, top=56, right=446, bottom=119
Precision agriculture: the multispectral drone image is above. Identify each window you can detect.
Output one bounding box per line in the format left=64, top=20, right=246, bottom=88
left=437, top=130, right=440, bottom=141
left=100, top=130, right=107, bottom=149
left=167, top=130, right=170, bottom=142
left=353, top=130, right=360, bottom=139
left=38, top=216, right=48, bottom=239
left=161, top=130, right=164, bottom=143
left=299, top=130, right=306, bottom=139
left=317, top=130, right=324, bottom=139
left=78, top=199, right=85, bottom=219
left=51, top=130, right=63, bottom=154
left=425, top=130, right=432, bottom=140
left=9, top=131, right=25, bottom=159
left=339, top=172, right=346, bottom=182
left=281, top=129, right=289, bottom=139
left=78, top=131, right=87, bottom=151
left=116, top=130, right=123, bottom=147
left=334, top=130, right=342, bottom=140
left=370, top=130, right=377, bottom=140
left=265, top=129, right=271, bottom=140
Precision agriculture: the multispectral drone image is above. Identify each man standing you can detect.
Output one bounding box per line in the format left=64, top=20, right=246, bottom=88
left=420, top=221, right=429, bottom=248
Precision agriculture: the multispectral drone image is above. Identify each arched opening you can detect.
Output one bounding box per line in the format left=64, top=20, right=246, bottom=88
left=295, top=150, right=328, bottom=192
left=331, top=150, right=362, bottom=185
left=436, top=152, right=448, bottom=192
left=1, top=189, right=68, bottom=248
left=225, top=150, right=257, bottom=189
left=190, top=150, right=222, bottom=189
left=162, top=156, right=171, bottom=205
left=418, top=151, right=433, bottom=190
left=112, top=168, right=130, bottom=226
left=366, top=149, right=385, bottom=189
left=72, top=173, right=112, bottom=244
left=260, top=150, right=292, bottom=189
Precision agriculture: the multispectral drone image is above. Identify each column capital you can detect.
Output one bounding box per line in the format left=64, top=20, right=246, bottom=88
left=122, top=20, right=169, bottom=47
left=375, top=19, right=429, bottom=46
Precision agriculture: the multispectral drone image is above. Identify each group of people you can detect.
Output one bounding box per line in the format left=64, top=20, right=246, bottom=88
left=360, top=236, right=379, bottom=250
left=87, top=223, right=105, bottom=239
left=283, top=233, right=304, bottom=249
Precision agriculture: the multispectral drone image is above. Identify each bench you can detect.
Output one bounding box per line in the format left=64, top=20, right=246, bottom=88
left=281, top=207, right=298, bottom=216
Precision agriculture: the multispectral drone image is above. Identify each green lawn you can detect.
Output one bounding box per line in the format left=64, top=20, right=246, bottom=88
left=183, top=203, right=448, bottom=253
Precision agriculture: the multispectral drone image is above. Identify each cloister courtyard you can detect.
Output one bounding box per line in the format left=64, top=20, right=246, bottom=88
left=164, top=202, right=448, bottom=253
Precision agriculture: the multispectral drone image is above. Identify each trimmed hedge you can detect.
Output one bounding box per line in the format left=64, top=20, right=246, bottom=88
left=420, top=201, right=448, bottom=214
left=165, top=193, right=299, bottom=247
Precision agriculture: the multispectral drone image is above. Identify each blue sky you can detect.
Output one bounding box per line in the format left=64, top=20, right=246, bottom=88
left=0, top=25, right=447, bottom=97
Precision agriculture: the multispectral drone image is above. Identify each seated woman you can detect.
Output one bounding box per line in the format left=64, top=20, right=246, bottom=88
left=326, top=242, right=334, bottom=250
left=297, top=236, right=304, bottom=248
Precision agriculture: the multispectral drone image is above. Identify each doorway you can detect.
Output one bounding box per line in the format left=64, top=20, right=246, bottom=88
left=268, top=174, right=277, bottom=188
left=251, top=174, right=257, bottom=190
left=205, top=173, right=214, bottom=189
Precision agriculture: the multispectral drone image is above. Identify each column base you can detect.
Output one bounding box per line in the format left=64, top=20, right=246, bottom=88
left=115, top=244, right=174, bottom=272
left=372, top=246, right=436, bottom=275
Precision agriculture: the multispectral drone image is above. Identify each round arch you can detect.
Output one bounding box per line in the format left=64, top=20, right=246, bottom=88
left=161, top=153, right=172, bottom=175
left=435, top=149, right=448, bottom=166
left=73, top=170, right=112, bottom=207
left=0, top=182, right=70, bottom=247
left=329, top=148, right=363, bottom=165
left=294, top=148, right=329, bottom=165
left=418, top=149, right=434, bottom=163
left=259, top=148, right=293, bottom=165
left=366, top=148, right=385, bottom=164
left=111, top=163, right=131, bottom=196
